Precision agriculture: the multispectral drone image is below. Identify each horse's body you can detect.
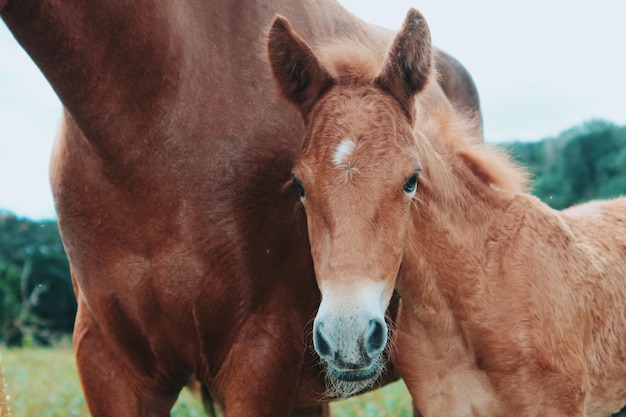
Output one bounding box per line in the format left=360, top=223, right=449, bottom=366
left=1, top=1, right=482, bottom=416
left=268, top=8, right=626, bottom=417
left=394, top=192, right=626, bottom=417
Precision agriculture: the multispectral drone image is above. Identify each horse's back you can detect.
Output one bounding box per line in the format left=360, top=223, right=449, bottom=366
left=562, top=196, right=626, bottom=265
left=560, top=197, right=626, bottom=416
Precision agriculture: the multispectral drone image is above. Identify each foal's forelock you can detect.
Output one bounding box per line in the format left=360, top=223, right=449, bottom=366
left=314, top=41, right=385, bottom=85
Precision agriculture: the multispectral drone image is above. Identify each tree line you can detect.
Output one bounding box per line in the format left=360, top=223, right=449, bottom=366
left=0, top=213, right=74, bottom=346
left=504, top=120, right=626, bottom=209
left=1, top=120, right=625, bottom=346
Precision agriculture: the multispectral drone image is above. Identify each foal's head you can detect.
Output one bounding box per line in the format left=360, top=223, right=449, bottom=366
left=268, top=9, right=431, bottom=396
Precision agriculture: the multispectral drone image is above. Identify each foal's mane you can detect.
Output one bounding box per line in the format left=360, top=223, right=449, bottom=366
left=315, top=40, right=385, bottom=85
left=315, top=39, right=530, bottom=194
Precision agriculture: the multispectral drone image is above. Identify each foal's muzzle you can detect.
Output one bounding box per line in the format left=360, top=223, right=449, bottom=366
left=313, top=316, right=388, bottom=381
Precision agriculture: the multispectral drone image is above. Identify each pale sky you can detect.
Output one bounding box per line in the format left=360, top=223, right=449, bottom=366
left=1, top=0, right=625, bottom=219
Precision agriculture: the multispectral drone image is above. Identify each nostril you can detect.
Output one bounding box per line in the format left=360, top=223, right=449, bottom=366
left=365, top=318, right=387, bottom=357
left=313, top=322, right=334, bottom=359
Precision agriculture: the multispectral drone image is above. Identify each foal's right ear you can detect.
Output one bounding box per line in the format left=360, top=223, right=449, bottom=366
left=376, top=8, right=432, bottom=124
left=267, top=16, right=335, bottom=120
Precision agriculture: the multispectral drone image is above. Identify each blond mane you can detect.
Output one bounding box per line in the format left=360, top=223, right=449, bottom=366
left=413, top=84, right=531, bottom=194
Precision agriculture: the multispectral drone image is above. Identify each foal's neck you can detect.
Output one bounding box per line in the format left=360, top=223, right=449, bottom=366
left=398, top=112, right=517, bottom=316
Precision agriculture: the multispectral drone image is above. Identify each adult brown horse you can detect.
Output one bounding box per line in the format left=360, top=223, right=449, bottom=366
left=2, top=1, right=481, bottom=416
left=269, top=8, right=626, bottom=417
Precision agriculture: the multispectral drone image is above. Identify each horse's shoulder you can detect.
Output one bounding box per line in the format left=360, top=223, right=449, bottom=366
left=489, top=193, right=577, bottom=262
left=562, top=197, right=626, bottom=229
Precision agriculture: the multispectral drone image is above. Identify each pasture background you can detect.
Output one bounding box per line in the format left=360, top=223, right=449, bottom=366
left=0, top=348, right=411, bottom=417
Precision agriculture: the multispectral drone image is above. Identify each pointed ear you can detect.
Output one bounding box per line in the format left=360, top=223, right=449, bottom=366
left=267, top=16, right=335, bottom=120
left=375, top=8, right=432, bottom=124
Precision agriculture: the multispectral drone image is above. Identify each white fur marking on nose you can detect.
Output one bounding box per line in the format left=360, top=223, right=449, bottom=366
left=333, top=139, right=357, bottom=167
left=317, top=280, right=388, bottom=320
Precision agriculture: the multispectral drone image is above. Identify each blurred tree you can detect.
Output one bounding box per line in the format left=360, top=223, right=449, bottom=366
left=0, top=212, right=75, bottom=346
left=503, top=120, right=626, bottom=209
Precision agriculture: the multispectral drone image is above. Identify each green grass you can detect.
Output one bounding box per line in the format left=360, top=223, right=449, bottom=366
left=330, top=382, right=412, bottom=417
left=2, top=348, right=87, bottom=417
left=0, top=348, right=411, bottom=417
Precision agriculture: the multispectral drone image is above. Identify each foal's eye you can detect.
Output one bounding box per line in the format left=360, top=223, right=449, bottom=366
left=403, top=172, right=419, bottom=194
left=292, top=175, right=306, bottom=199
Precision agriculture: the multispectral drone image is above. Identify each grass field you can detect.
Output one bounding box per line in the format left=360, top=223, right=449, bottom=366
left=0, top=348, right=411, bottom=417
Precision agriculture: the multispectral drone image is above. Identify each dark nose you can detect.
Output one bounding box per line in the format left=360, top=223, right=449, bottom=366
left=314, top=318, right=388, bottom=363
left=365, top=318, right=387, bottom=357
left=313, top=322, right=335, bottom=360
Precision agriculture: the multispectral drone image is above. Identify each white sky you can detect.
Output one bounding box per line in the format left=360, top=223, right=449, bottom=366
left=1, top=0, right=625, bottom=219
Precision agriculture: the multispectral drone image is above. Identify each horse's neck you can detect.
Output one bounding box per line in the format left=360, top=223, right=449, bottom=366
left=409, top=86, right=515, bottom=262
left=397, top=114, right=515, bottom=325
left=4, top=1, right=182, bottom=138
left=2, top=0, right=376, bottom=163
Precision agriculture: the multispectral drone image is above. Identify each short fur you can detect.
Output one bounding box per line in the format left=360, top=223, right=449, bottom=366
left=2, top=1, right=486, bottom=415
left=270, top=7, right=626, bottom=417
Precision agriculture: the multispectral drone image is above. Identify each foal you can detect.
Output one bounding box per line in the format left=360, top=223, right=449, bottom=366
left=268, top=8, right=626, bottom=417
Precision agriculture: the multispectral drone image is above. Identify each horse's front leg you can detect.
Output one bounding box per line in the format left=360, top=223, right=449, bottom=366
left=74, top=296, right=184, bottom=417
left=216, top=313, right=313, bottom=417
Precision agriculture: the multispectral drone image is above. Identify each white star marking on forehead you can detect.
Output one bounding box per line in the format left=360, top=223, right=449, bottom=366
left=333, top=138, right=357, bottom=168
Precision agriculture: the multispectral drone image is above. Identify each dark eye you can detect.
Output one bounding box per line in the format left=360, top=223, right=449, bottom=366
left=292, top=175, right=306, bottom=199
left=403, top=172, right=419, bottom=194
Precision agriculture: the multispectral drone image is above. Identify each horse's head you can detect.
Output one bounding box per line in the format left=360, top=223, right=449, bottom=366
left=268, top=9, right=431, bottom=396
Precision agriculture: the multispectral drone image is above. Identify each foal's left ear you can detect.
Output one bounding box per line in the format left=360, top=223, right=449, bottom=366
left=376, top=8, right=432, bottom=124
left=267, top=16, right=335, bottom=120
